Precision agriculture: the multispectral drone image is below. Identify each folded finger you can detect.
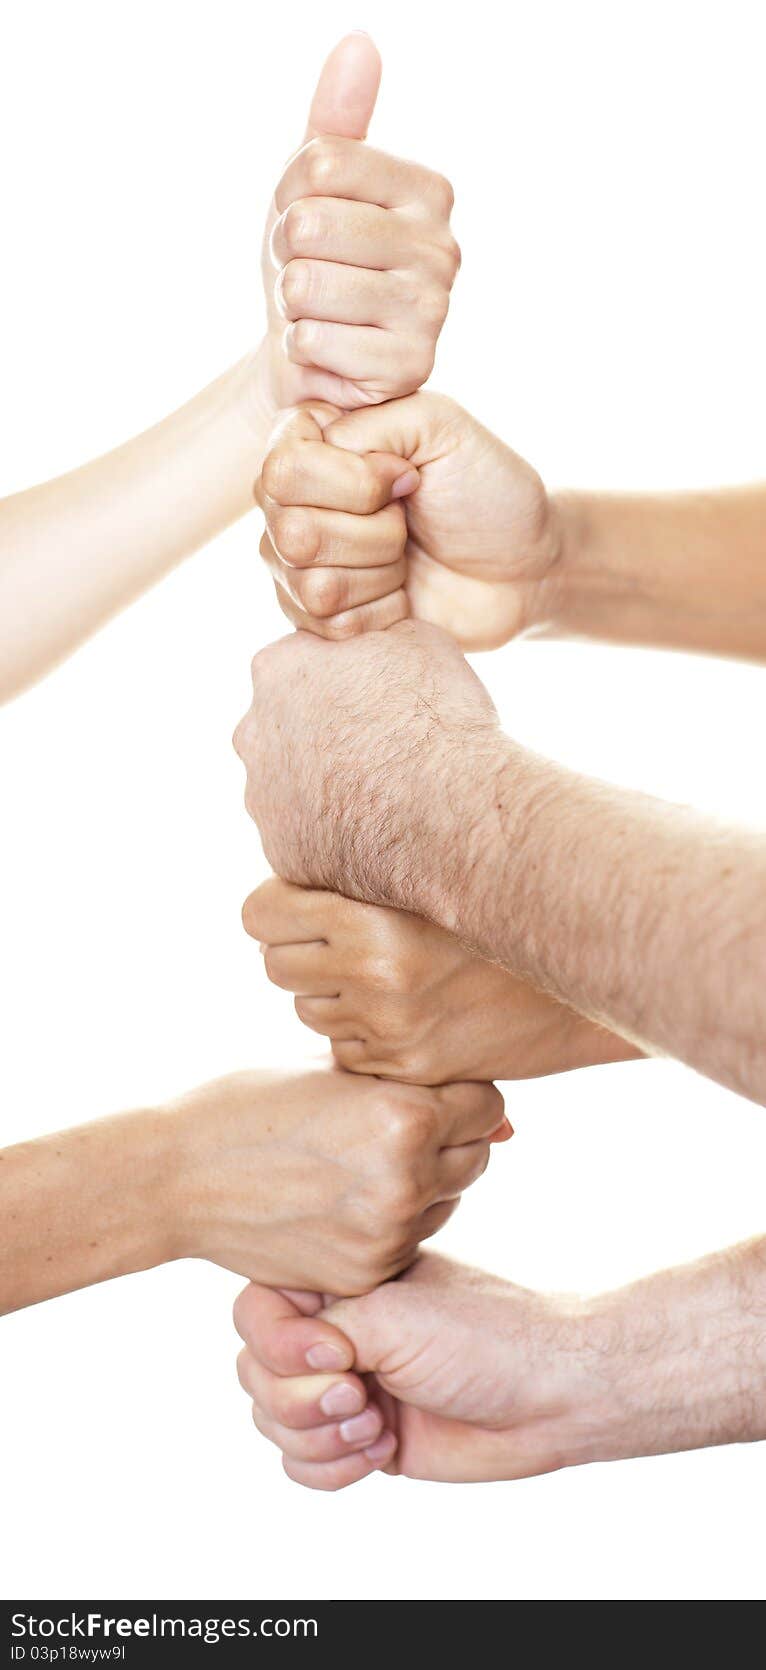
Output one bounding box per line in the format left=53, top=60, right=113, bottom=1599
left=282, top=1433, right=397, bottom=1492
left=242, top=878, right=333, bottom=947
left=263, top=535, right=407, bottom=620
left=271, top=199, right=413, bottom=271
left=238, top=1353, right=369, bottom=1430
left=435, top=1139, right=491, bottom=1199
left=436, top=1080, right=507, bottom=1146
left=285, top=320, right=430, bottom=390
left=252, top=1404, right=386, bottom=1463
left=276, top=260, right=426, bottom=330
left=262, top=439, right=417, bottom=514
left=262, top=941, right=339, bottom=997
left=276, top=139, right=453, bottom=217
left=266, top=502, right=407, bottom=571
left=275, top=580, right=409, bottom=640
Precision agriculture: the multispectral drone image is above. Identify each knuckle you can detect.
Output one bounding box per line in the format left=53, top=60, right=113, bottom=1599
left=262, top=447, right=296, bottom=506
left=272, top=506, right=316, bottom=564
left=279, top=201, right=315, bottom=255
left=300, top=567, right=344, bottom=619
left=288, top=318, right=319, bottom=358
left=279, top=258, right=312, bottom=316
left=325, top=609, right=363, bottom=641
left=381, top=1094, right=438, bottom=1157
left=304, top=136, right=344, bottom=193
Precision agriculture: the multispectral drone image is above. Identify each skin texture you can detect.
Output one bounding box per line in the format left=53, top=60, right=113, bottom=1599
left=234, top=1241, right=766, bottom=1489
left=0, top=1063, right=506, bottom=1313
left=258, top=393, right=560, bottom=647
left=242, top=877, right=641, bottom=1085
left=233, top=620, right=766, bottom=1106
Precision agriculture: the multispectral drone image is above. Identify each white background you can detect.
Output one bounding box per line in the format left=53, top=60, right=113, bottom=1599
left=2, top=0, right=766, bottom=1603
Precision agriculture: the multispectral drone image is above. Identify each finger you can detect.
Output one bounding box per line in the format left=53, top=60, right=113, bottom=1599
left=325, top=392, right=452, bottom=466
left=252, top=1403, right=385, bottom=1462
left=265, top=501, right=407, bottom=572
left=271, top=200, right=416, bottom=272
left=262, top=941, right=339, bottom=997
left=282, top=1434, right=397, bottom=1491
left=262, top=438, right=418, bottom=513
left=303, top=33, right=381, bottom=144
left=275, top=580, right=409, bottom=640
left=277, top=140, right=452, bottom=217
left=276, top=261, right=426, bottom=330
left=411, top=1198, right=460, bottom=1243
left=262, top=535, right=407, bottom=620
left=233, top=1283, right=354, bottom=1375
left=238, top=1353, right=369, bottom=1430
left=284, top=320, right=430, bottom=390
left=436, top=1080, right=507, bottom=1147
left=242, top=878, right=333, bottom=946
left=435, top=1139, right=491, bottom=1199
left=295, top=996, right=360, bottom=1040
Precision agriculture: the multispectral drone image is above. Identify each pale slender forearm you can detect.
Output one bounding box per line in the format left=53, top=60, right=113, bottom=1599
left=0, top=345, right=275, bottom=702
left=0, top=1107, right=181, bottom=1314
left=541, top=485, right=766, bottom=661
left=424, top=739, right=766, bottom=1104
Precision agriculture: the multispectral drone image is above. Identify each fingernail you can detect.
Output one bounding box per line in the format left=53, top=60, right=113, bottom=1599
left=490, top=1117, right=514, bottom=1143
left=364, top=1431, right=397, bottom=1463
left=339, top=1409, right=381, bottom=1444
left=391, top=469, right=420, bottom=500
left=320, top=1382, right=363, bottom=1418
left=306, top=1343, right=348, bottom=1371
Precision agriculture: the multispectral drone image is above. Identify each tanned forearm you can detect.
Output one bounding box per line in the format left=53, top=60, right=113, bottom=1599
left=434, top=739, right=766, bottom=1105
left=544, top=485, right=766, bottom=662
left=0, top=346, right=275, bottom=703
left=0, top=1108, right=179, bottom=1314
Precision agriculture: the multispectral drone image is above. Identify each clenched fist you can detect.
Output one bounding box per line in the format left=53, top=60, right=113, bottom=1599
left=260, top=35, right=460, bottom=413
left=258, top=393, right=562, bottom=648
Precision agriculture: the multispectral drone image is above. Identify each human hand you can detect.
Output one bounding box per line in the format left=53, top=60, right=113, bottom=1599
left=258, top=35, right=459, bottom=416
left=235, top=1243, right=766, bottom=1489
left=232, top=620, right=504, bottom=918
left=242, top=878, right=641, bottom=1084
left=258, top=392, right=561, bottom=649
left=166, top=1064, right=505, bottom=1295
left=256, top=404, right=419, bottom=635
left=233, top=1252, right=593, bottom=1487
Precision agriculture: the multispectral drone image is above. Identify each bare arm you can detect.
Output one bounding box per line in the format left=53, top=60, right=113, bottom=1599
left=545, top=484, right=766, bottom=662
left=445, top=738, right=766, bottom=1104
left=236, top=623, right=766, bottom=1107
left=0, top=1065, right=500, bottom=1314
left=0, top=351, right=274, bottom=703
left=236, top=1238, right=766, bottom=1489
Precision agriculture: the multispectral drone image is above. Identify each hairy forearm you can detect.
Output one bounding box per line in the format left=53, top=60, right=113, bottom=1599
left=422, top=739, right=766, bottom=1104
left=561, top=1237, right=766, bottom=1468
left=543, top=485, right=766, bottom=661
left=0, top=346, right=275, bottom=702
left=0, top=1107, right=180, bottom=1313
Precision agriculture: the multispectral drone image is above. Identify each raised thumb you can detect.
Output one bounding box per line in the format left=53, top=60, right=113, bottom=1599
left=303, top=32, right=382, bottom=143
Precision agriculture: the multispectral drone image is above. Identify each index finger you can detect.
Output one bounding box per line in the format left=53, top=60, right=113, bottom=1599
left=261, top=440, right=418, bottom=514
left=276, top=137, right=453, bottom=217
